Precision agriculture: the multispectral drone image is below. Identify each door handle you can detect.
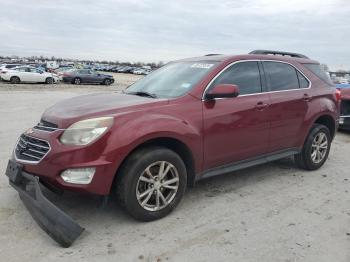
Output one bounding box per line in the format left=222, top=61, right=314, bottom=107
left=255, top=101, right=269, bottom=110
left=302, top=94, right=312, bottom=102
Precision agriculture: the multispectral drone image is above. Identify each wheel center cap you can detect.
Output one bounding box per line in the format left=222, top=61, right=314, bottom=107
left=154, top=181, right=161, bottom=189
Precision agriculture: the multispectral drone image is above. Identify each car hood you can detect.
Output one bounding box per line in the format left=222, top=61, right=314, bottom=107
left=42, top=93, right=169, bottom=128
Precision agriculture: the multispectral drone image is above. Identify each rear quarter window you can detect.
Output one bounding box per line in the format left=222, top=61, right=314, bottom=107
left=303, top=64, right=333, bottom=85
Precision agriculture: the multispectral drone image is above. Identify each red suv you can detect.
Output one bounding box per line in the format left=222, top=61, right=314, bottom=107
left=5, top=50, right=340, bottom=247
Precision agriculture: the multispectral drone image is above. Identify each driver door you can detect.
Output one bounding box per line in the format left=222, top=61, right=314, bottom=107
left=202, top=61, right=270, bottom=170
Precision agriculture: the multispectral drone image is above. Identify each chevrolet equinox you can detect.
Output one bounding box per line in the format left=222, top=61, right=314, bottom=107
left=5, top=50, right=340, bottom=247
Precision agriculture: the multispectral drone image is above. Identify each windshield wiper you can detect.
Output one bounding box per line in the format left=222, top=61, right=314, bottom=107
left=125, top=91, right=158, bottom=98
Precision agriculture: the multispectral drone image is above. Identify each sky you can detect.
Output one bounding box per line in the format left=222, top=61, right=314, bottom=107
left=0, top=0, right=349, bottom=70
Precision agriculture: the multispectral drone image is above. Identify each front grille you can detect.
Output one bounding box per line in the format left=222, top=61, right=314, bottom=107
left=34, top=119, right=58, bottom=132
left=340, top=100, right=350, bottom=116
left=15, top=134, right=50, bottom=163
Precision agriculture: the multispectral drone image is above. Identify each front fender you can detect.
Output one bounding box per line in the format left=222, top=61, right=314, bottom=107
left=104, top=111, right=203, bottom=184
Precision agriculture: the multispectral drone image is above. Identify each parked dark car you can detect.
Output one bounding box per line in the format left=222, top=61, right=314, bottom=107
left=5, top=50, right=339, bottom=247
left=337, top=85, right=350, bottom=130
left=62, top=69, right=114, bottom=85
left=118, top=66, right=134, bottom=73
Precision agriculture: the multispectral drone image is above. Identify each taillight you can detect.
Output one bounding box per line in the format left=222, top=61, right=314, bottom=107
left=335, top=88, right=342, bottom=102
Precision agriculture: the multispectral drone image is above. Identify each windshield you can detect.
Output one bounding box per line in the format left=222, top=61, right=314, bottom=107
left=125, top=61, right=218, bottom=98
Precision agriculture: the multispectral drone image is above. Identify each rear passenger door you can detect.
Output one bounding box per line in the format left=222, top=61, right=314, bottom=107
left=262, top=61, right=311, bottom=153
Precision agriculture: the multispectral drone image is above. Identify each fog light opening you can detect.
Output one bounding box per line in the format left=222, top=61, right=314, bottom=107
left=60, top=168, right=96, bottom=185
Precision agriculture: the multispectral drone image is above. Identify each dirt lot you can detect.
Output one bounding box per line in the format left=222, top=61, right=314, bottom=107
left=0, top=76, right=350, bottom=262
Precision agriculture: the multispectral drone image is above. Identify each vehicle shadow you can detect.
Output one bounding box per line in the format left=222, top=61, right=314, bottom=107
left=338, top=129, right=350, bottom=135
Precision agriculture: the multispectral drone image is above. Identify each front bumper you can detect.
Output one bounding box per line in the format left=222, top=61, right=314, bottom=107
left=5, top=159, right=84, bottom=247
left=14, top=128, right=119, bottom=195
left=339, top=115, right=350, bottom=130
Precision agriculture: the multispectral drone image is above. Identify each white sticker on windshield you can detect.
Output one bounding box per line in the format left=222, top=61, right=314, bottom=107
left=181, top=83, right=191, bottom=88
left=191, top=63, right=214, bottom=69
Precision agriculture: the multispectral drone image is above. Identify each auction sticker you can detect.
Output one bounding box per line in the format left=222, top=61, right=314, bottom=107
left=191, top=63, right=214, bottom=69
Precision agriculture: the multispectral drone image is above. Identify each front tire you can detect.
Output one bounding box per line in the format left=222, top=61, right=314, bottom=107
left=116, top=146, right=187, bottom=221
left=103, top=78, right=112, bottom=85
left=45, top=77, right=53, bottom=84
left=73, top=77, right=81, bottom=85
left=294, top=124, right=331, bottom=170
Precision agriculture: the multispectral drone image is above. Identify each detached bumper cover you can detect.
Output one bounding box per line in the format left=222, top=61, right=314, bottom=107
left=5, top=160, right=84, bottom=247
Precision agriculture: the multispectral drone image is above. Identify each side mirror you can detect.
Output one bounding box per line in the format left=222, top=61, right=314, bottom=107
left=205, top=84, right=239, bottom=100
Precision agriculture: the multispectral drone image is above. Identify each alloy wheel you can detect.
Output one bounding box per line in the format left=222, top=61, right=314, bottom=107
left=136, top=161, right=179, bottom=211
left=311, top=132, right=328, bottom=164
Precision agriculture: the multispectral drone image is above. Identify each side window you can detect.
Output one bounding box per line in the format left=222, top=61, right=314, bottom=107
left=263, top=62, right=299, bottom=91
left=297, top=71, right=310, bottom=89
left=210, top=61, right=262, bottom=95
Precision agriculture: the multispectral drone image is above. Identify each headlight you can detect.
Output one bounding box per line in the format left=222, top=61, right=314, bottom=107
left=60, top=117, right=114, bottom=145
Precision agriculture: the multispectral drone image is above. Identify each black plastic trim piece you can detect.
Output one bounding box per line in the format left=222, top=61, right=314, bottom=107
left=249, top=50, right=309, bottom=59
left=197, top=148, right=300, bottom=181
left=5, top=160, right=84, bottom=247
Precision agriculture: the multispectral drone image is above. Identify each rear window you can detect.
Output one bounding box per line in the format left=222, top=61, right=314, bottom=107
left=6, top=65, right=19, bottom=68
left=303, top=64, right=333, bottom=85
left=263, top=61, right=299, bottom=91
left=297, top=71, right=310, bottom=89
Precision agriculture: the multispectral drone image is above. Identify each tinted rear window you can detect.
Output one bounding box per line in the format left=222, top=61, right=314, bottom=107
left=6, top=65, right=19, bottom=68
left=303, top=64, right=333, bottom=85
left=263, top=62, right=299, bottom=91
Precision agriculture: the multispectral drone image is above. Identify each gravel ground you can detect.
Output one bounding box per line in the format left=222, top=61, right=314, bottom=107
left=0, top=77, right=350, bottom=262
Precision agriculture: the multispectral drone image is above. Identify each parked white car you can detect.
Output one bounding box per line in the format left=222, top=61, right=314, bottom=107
left=1, top=67, right=59, bottom=84
left=0, top=64, right=22, bottom=79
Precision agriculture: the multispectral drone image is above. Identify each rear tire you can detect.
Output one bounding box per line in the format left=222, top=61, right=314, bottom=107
left=116, top=146, right=187, bottom=221
left=294, top=124, right=331, bottom=170
left=73, top=78, right=81, bottom=85
left=10, top=76, right=20, bottom=84
left=45, top=77, right=53, bottom=84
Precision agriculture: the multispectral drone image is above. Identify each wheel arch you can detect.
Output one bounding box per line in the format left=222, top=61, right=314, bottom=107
left=113, top=136, right=196, bottom=190
left=313, top=114, right=336, bottom=140
left=10, top=75, right=21, bottom=82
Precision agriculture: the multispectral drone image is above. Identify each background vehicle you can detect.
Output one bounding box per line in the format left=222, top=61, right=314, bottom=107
left=5, top=50, right=339, bottom=246
left=1, top=67, right=58, bottom=84
left=0, top=64, right=22, bottom=79
left=52, top=67, right=74, bottom=80
left=62, top=69, right=114, bottom=85
left=337, top=85, right=350, bottom=130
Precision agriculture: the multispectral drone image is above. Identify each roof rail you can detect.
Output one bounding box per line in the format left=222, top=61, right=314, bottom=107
left=249, top=50, right=309, bottom=59
left=205, top=54, right=222, bottom=56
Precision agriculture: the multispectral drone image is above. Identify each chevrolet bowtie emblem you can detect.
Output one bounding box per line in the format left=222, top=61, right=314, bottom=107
left=25, top=128, right=34, bottom=135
